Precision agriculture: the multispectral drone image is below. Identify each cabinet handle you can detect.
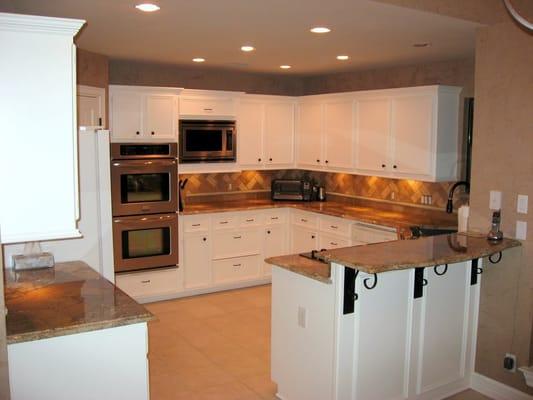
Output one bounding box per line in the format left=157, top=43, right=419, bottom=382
left=330, top=225, right=338, bottom=229
left=233, top=263, right=242, bottom=267
left=204, top=108, right=213, bottom=111
left=203, top=237, right=207, bottom=241
left=393, top=165, right=397, bottom=169
left=141, top=280, right=151, bottom=284
left=271, top=217, right=278, bottom=220
left=98, top=117, right=102, bottom=126
left=246, top=219, right=254, bottom=222
left=136, top=131, right=140, bottom=135
left=192, top=223, right=201, bottom=227
left=258, top=158, right=262, bottom=162
left=233, top=236, right=242, bottom=239
left=330, top=242, right=338, bottom=246
left=151, top=131, right=155, bottom=135
left=219, top=221, right=228, bottom=224
left=267, top=230, right=271, bottom=234
left=381, top=164, right=386, bottom=168
left=301, top=218, right=307, bottom=222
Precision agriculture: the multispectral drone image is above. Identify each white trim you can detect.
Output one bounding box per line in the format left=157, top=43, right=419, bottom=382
left=0, top=12, right=84, bottom=35
left=471, top=372, right=533, bottom=400
left=2, top=229, right=82, bottom=245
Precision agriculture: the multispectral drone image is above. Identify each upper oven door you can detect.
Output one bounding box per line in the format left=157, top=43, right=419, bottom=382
left=179, top=123, right=235, bottom=162
left=111, top=159, right=177, bottom=216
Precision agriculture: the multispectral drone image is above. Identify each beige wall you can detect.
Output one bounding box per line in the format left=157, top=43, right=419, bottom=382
left=77, top=48, right=109, bottom=88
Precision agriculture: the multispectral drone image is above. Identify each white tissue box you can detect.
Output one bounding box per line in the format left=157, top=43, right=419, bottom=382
left=13, top=252, right=55, bottom=270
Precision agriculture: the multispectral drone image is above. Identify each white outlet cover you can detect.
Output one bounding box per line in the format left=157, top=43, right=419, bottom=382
left=297, top=306, right=307, bottom=328
left=516, top=221, right=527, bottom=240
left=517, top=195, right=528, bottom=214
left=489, top=190, right=502, bottom=210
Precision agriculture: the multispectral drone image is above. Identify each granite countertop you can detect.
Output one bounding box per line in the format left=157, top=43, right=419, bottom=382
left=4, top=261, right=154, bottom=344
left=266, top=233, right=521, bottom=283
left=181, top=199, right=457, bottom=230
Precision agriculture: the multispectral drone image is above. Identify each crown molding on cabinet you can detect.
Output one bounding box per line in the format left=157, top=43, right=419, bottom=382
left=0, top=12, right=84, bottom=35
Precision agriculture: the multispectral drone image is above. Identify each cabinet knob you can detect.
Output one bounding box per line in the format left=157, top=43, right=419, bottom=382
left=203, top=237, right=207, bottom=241
left=258, top=158, right=262, bottom=162
left=316, top=159, right=320, bottom=163
left=267, top=230, right=271, bottom=234
left=136, top=131, right=140, bottom=135
left=325, top=160, right=329, bottom=164
left=151, top=131, right=155, bottom=135
left=393, top=165, right=397, bottom=169
left=381, top=164, right=386, bottom=168
left=269, top=158, right=273, bottom=162
left=311, top=235, right=316, bottom=239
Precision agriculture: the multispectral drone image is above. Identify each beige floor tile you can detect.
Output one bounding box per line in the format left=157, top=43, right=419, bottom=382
left=240, top=373, right=278, bottom=400
left=444, top=389, right=493, bottom=400
left=196, top=381, right=263, bottom=400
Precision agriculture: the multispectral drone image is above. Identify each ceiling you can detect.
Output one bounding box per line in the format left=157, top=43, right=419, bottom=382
left=0, top=0, right=481, bottom=75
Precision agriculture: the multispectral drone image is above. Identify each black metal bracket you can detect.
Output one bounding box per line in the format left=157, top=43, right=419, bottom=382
left=470, top=258, right=482, bottom=285
left=434, top=264, right=448, bottom=276
left=488, top=251, right=502, bottom=264
left=414, top=267, right=427, bottom=298
left=343, top=268, right=358, bottom=315
left=363, top=273, right=378, bottom=290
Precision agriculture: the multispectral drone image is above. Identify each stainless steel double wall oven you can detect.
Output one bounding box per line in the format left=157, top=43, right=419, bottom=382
left=111, top=143, right=178, bottom=273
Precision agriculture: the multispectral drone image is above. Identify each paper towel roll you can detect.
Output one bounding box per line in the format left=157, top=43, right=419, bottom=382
left=458, top=205, right=470, bottom=233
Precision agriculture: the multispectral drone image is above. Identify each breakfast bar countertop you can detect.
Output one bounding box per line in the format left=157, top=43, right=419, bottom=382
left=266, top=233, right=521, bottom=282
left=180, top=198, right=458, bottom=230
left=4, top=261, right=154, bottom=345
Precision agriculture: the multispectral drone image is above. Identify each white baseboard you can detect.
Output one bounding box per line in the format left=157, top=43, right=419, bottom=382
left=471, top=372, right=533, bottom=400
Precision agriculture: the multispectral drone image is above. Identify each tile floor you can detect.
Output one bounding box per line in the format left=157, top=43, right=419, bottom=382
left=145, top=285, right=492, bottom=400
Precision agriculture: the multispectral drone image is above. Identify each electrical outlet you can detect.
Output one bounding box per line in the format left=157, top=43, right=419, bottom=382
left=504, top=353, right=517, bottom=372
left=298, top=306, right=307, bottom=328
left=391, top=192, right=396, bottom=201
left=228, top=183, right=232, bottom=190
left=427, top=195, right=432, bottom=205
left=516, top=221, right=527, bottom=240
left=517, top=194, right=528, bottom=214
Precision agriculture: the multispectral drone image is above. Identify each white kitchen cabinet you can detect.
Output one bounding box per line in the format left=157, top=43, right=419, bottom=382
left=115, top=267, right=181, bottom=300
left=109, top=85, right=181, bottom=142
left=263, top=225, right=287, bottom=277
left=296, top=101, right=324, bottom=169
left=354, top=86, right=461, bottom=182
left=237, top=95, right=295, bottom=169
left=291, top=225, right=318, bottom=254
left=179, top=89, right=240, bottom=120
left=323, top=98, right=355, bottom=169
left=212, top=255, right=261, bottom=284
left=183, top=232, right=211, bottom=290
left=212, top=228, right=262, bottom=260
left=0, top=13, right=84, bottom=243
left=319, top=232, right=351, bottom=250
left=77, top=85, right=106, bottom=129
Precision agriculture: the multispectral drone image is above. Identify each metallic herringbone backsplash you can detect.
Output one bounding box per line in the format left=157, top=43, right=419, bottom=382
left=179, top=170, right=459, bottom=209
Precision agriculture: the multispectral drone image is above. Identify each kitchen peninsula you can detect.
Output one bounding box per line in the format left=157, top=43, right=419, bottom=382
left=267, top=233, right=521, bottom=400
left=4, top=262, right=153, bottom=400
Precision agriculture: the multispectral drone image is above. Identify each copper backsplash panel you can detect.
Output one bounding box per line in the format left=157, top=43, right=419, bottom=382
left=179, top=170, right=463, bottom=209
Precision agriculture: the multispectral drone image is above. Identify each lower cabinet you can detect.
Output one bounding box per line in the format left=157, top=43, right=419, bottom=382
left=115, top=267, right=181, bottom=300
left=264, top=225, right=288, bottom=277
left=183, top=232, right=211, bottom=290
left=291, top=225, right=318, bottom=253
left=212, top=255, right=260, bottom=284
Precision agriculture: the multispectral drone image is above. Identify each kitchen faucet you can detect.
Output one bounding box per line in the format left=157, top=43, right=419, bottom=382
left=446, top=181, right=470, bottom=213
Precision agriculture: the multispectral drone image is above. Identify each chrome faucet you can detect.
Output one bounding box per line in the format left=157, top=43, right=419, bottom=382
left=446, top=181, right=470, bottom=213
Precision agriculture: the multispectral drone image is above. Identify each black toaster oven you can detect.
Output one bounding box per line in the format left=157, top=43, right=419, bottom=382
left=271, top=179, right=312, bottom=201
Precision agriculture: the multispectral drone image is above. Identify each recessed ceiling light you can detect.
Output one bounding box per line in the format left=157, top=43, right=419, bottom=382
left=192, top=58, right=205, bottom=63
left=280, top=65, right=291, bottom=69
left=135, top=3, right=160, bottom=12
left=241, top=45, right=255, bottom=52
left=413, top=42, right=431, bottom=48
left=336, top=55, right=349, bottom=60
left=310, top=27, right=331, bottom=33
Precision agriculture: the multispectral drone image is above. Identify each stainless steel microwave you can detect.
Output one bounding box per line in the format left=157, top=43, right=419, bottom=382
left=179, top=120, right=236, bottom=163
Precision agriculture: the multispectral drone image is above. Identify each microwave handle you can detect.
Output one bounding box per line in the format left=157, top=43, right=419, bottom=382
left=226, top=129, right=233, bottom=151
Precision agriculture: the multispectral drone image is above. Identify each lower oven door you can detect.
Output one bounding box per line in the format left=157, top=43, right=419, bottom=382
left=113, top=213, right=178, bottom=273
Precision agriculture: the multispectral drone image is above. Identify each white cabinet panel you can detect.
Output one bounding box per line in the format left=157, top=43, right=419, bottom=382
left=291, top=225, right=318, bottom=254
left=319, top=233, right=350, bottom=250
left=264, top=225, right=287, bottom=277
left=324, top=99, right=354, bottom=170
left=237, top=100, right=264, bottom=167
left=212, top=255, right=260, bottom=284
left=115, top=267, right=180, bottom=299
left=264, top=102, right=294, bottom=166
left=183, top=232, right=211, bottom=289
left=111, top=91, right=143, bottom=140
left=291, top=210, right=319, bottom=229
left=180, top=96, right=235, bottom=118
left=297, top=102, right=323, bottom=168
left=77, top=86, right=105, bottom=128
left=351, top=222, right=398, bottom=244
left=355, top=98, right=391, bottom=173
left=212, top=228, right=262, bottom=260
left=392, top=95, right=433, bottom=176
left=319, top=215, right=352, bottom=238
left=144, top=94, right=176, bottom=139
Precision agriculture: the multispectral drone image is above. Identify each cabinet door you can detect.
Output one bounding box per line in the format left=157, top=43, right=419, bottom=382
left=144, top=94, right=177, bottom=139
left=77, top=88, right=105, bottom=128
left=180, top=97, right=235, bottom=118
left=391, top=94, right=433, bottom=177
left=355, top=98, right=391, bottom=173
left=264, top=225, right=287, bottom=277
left=237, top=100, right=264, bottom=168
left=324, top=99, right=354, bottom=170
left=183, top=232, right=211, bottom=289
left=297, top=102, right=323, bottom=168
left=110, top=91, right=143, bottom=140
left=264, top=102, right=294, bottom=166
left=290, top=225, right=318, bottom=254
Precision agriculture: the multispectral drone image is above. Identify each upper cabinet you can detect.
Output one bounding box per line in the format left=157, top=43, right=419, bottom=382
left=354, top=86, right=461, bottom=182
left=179, top=89, right=241, bottom=120
left=297, top=95, right=355, bottom=171
left=237, top=95, right=295, bottom=170
left=109, top=85, right=181, bottom=142
left=0, top=13, right=85, bottom=243
left=77, top=85, right=106, bottom=129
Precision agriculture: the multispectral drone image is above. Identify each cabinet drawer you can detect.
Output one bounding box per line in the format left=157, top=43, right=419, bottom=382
left=291, top=210, right=319, bottom=228
left=319, top=216, right=352, bottom=237
left=183, top=215, right=210, bottom=233
left=319, top=233, right=351, bottom=250
left=116, top=268, right=179, bottom=298
left=352, top=222, right=398, bottom=244
left=212, top=255, right=260, bottom=284
left=212, top=228, right=262, bottom=259
left=239, top=212, right=264, bottom=227
left=212, top=214, right=238, bottom=230
left=264, top=209, right=287, bottom=225
left=180, top=97, right=235, bottom=118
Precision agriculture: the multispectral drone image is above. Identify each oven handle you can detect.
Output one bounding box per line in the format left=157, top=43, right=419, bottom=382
left=112, top=159, right=177, bottom=168
left=113, top=214, right=177, bottom=224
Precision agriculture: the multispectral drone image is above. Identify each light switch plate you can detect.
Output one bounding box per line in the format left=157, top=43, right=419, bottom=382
left=516, top=221, right=527, bottom=240
left=490, top=190, right=502, bottom=210
left=298, top=306, right=307, bottom=328
left=517, top=195, right=528, bottom=214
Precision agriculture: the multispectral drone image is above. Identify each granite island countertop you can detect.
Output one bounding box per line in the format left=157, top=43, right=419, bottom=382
left=4, top=261, right=154, bottom=344
left=181, top=198, right=457, bottom=230
left=266, top=233, right=521, bottom=283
